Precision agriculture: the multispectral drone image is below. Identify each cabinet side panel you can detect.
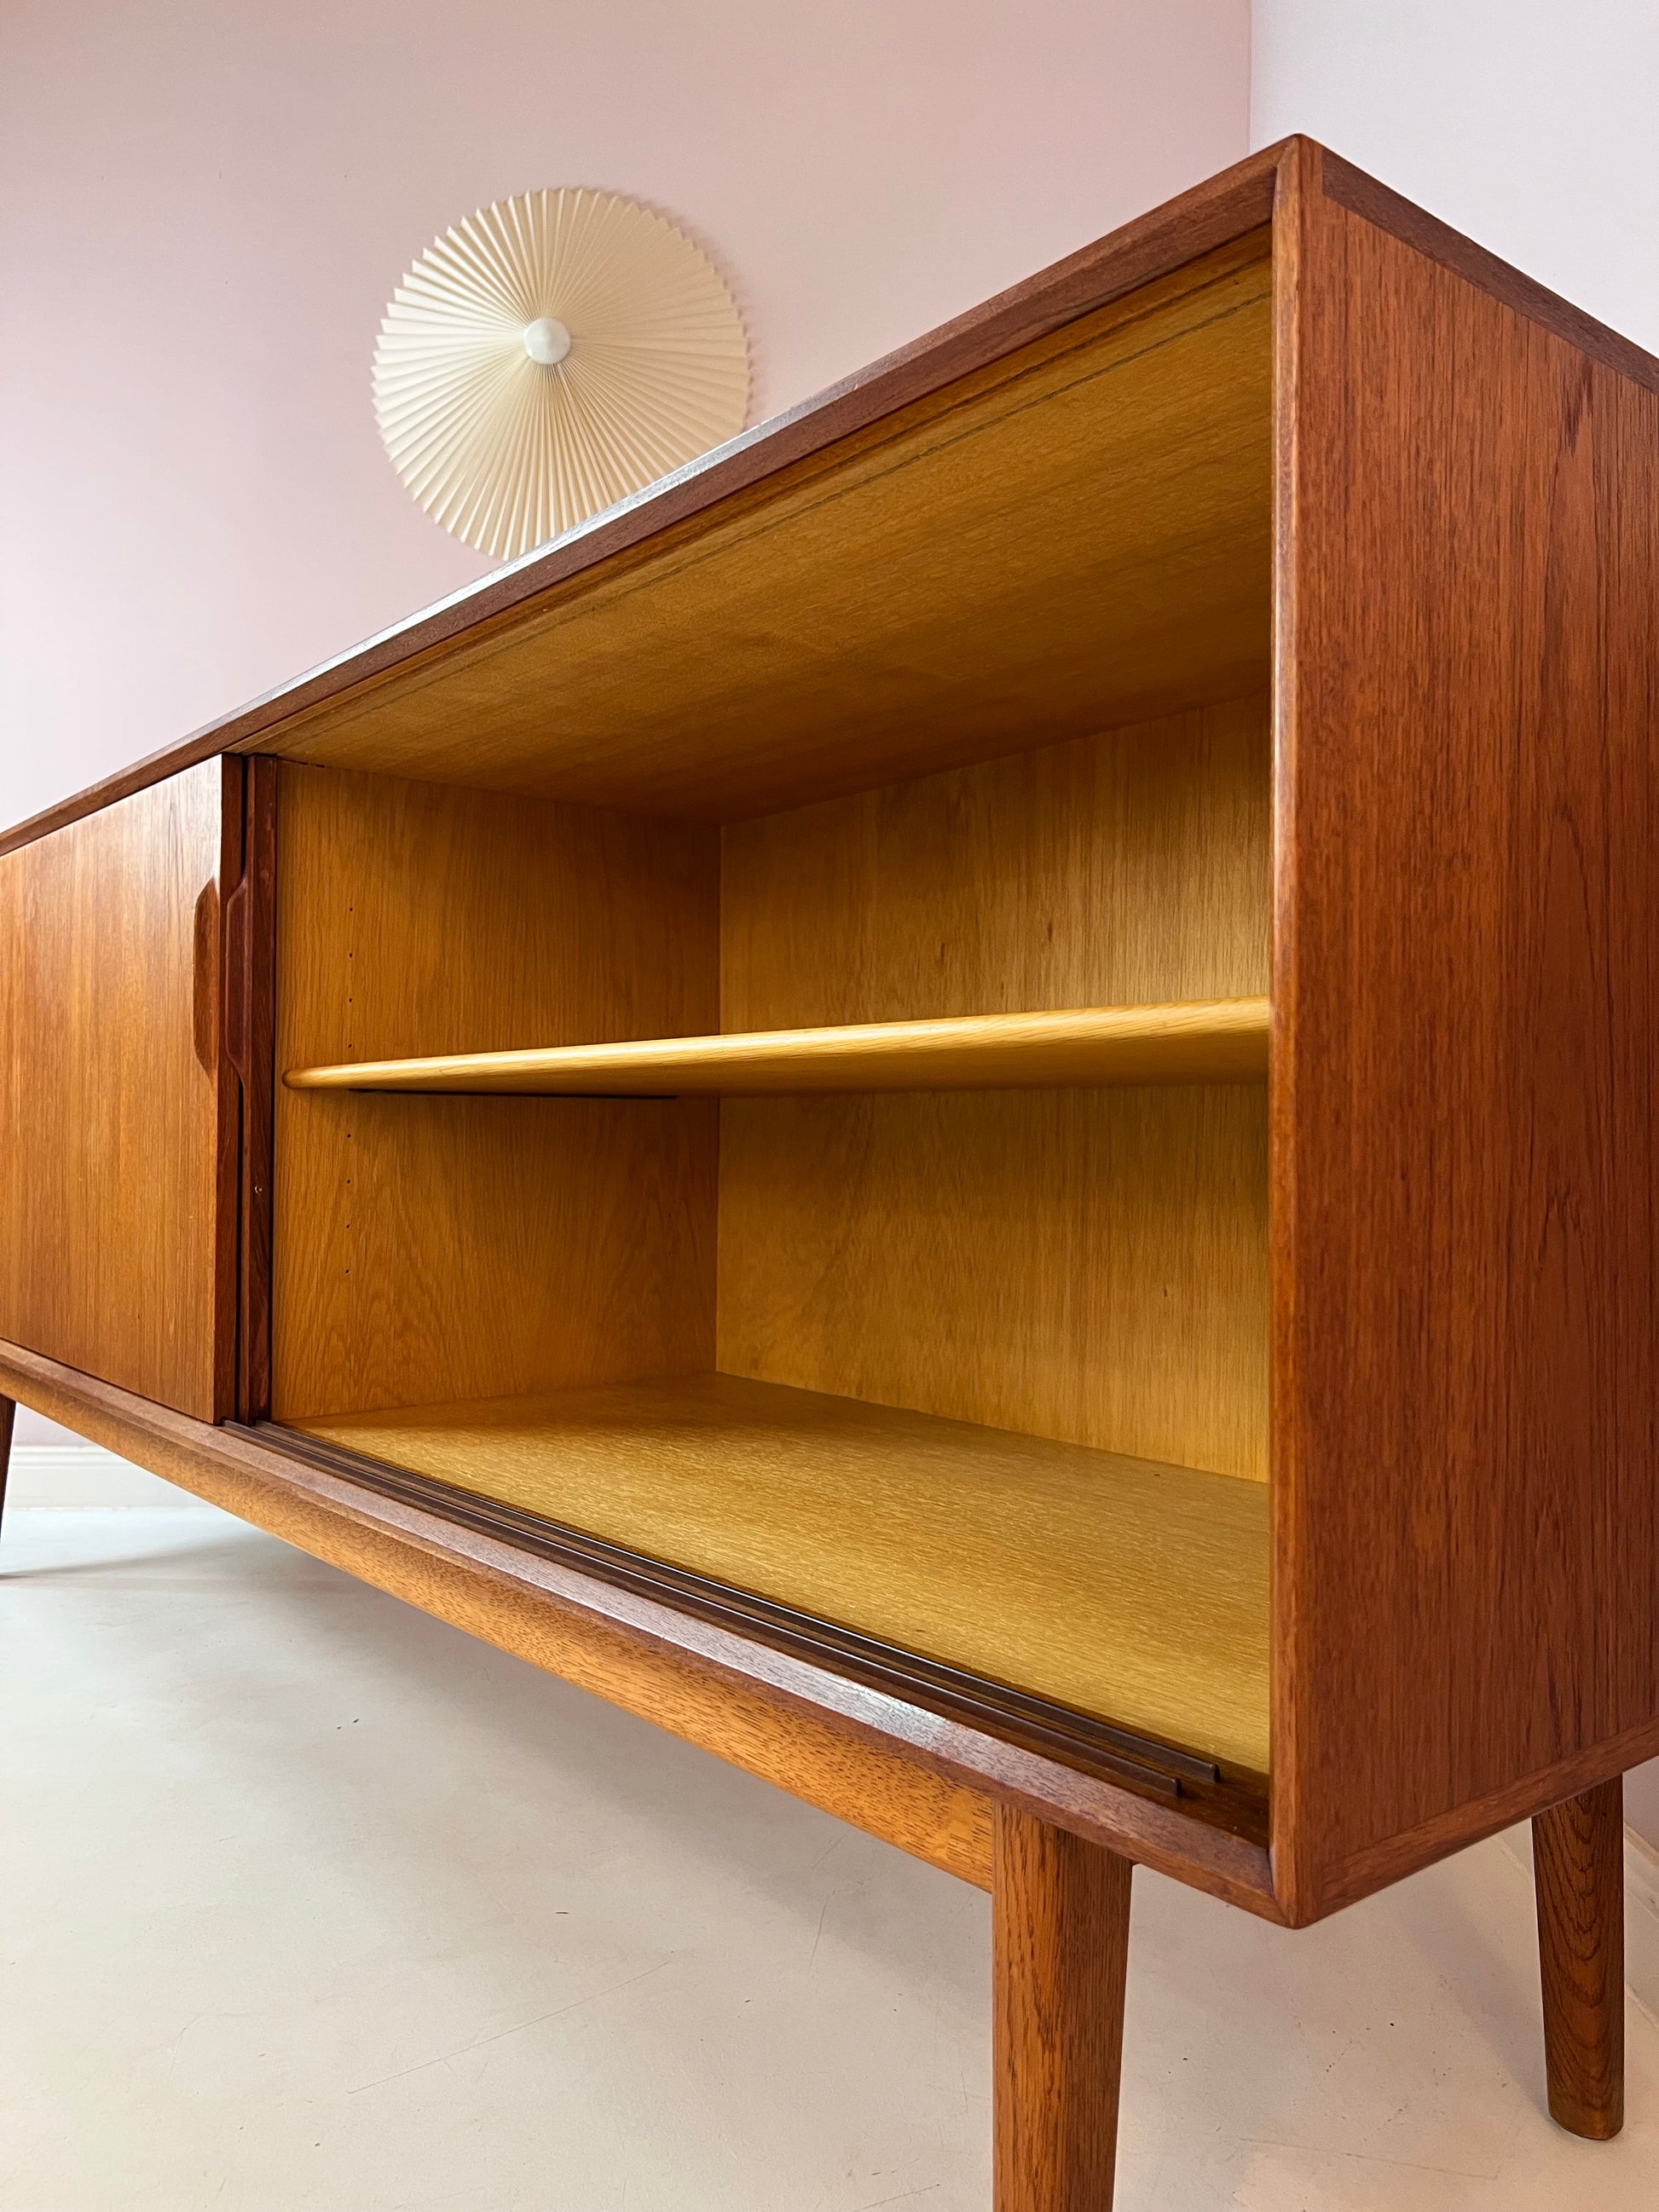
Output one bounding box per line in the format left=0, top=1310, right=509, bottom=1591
left=1275, top=170, right=1659, bottom=1915
left=271, top=766, right=720, bottom=1419
left=0, top=759, right=235, bottom=1419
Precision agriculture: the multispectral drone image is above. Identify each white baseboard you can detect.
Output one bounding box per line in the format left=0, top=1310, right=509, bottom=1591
left=1501, top=1819, right=1659, bottom=2027
left=4, top=1442, right=195, bottom=1508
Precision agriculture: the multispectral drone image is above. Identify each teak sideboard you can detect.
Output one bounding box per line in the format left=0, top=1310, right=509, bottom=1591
left=2, top=137, right=1653, bottom=2202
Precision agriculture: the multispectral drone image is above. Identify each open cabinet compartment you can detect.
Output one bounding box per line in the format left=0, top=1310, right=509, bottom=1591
left=266, top=228, right=1276, bottom=1814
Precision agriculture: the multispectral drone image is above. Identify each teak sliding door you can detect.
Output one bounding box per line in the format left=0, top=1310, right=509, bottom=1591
left=0, top=758, right=245, bottom=1419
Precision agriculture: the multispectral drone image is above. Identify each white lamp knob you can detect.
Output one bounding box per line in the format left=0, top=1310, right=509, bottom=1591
left=523, top=316, right=572, bottom=367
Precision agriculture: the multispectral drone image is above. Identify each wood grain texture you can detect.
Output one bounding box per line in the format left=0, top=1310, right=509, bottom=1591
left=292, top=1372, right=1271, bottom=1772
left=275, top=1415, right=1252, bottom=1809
left=285, top=999, right=1270, bottom=1097
left=1292, top=1745, right=1659, bottom=1934
left=233, top=241, right=1273, bottom=819
left=0, top=1334, right=1286, bottom=1915
left=236, top=758, right=278, bottom=1421
left=1533, top=1779, right=1625, bottom=2139
left=720, top=1084, right=1269, bottom=1483
left=993, top=1805, right=1131, bottom=2211
left=713, top=697, right=1270, bottom=1485
left=1321, top=153, right=1659, bottom=398
left=1272, top=141, right=1659, bottom=1919
left=272, top=765, right=720, bottom=1418
left=0, top=759, right=240, bottom=1418
left=722, top=697, right=1270, bottom=1025
left=209, top=764, right=246, bottom=1419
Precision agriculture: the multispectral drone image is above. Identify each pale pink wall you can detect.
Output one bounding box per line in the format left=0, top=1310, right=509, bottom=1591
left=0, top=2, right=1249, bottom=1443
left=0, top=0, right=1249, bottom=833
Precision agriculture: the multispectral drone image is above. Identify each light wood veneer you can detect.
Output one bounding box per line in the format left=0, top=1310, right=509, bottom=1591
left=284, top=999, right=1269, bottom=1097
left=271, top=765, right=720, bottom=1421
left=293, top=1372, right=1271, bottom=1775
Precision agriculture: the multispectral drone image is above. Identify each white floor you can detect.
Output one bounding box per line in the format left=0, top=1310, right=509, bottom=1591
left=1, top=1508, right=1654, bottom=2211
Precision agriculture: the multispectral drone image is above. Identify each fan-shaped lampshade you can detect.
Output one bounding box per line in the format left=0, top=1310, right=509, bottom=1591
left=373, top=189, right=750, bottom=563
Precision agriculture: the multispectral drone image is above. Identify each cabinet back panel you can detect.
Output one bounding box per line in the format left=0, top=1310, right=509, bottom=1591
left=276, top=764, right=720, bottom=1059
left=0, top=759, right=236, bottom=1419
left=717, top=1084, right=1269, bottom=1482
left=721, top=698, right=1269, bottom=1030
left=272, top=765, right=720, bottom=1419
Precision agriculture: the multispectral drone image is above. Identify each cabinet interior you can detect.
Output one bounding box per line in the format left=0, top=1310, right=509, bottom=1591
left=267, top=234, right=1276, bottom=1787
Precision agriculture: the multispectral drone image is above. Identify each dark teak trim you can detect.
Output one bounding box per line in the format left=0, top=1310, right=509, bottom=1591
left=234, top=759, right=278, bottom=1424
left=210, top=762, right=245, bottom=1424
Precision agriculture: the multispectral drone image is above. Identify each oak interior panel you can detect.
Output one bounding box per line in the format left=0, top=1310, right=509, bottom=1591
left=272, top=764, right=721, bottom=1419
left=0, top=759, right=237, bottom=1419
left=283, top=999, right=1270, bottom=1096
left=718, top=1085, right=1269, bottom=1482
left=275, top=763, right=721, bottom=1055
left=721, top=697, right=1271, bottom=1025
left=276, top=1091, right=720, bottom=1422
left=714, top=698, right=1272, bottom=1481
left=293, top=1372, right=1271, bottom=1776
left=249, top=236, right=1273, bottom=817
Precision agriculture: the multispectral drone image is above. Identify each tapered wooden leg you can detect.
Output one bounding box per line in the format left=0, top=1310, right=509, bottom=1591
left=0, top=1395, right=14, bottom=1540
left=1533, top=1777, right=1624, bottom=2140
left=993, top=1803, right=1132, bottom=2211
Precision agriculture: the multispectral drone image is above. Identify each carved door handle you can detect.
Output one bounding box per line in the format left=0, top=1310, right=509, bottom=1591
left=223, top=876, right=251, bottom=1083
left=192, top=881, right=220, bottom=1075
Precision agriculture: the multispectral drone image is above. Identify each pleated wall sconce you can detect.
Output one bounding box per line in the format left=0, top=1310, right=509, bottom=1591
left=373, top=189, right=750, bottom=563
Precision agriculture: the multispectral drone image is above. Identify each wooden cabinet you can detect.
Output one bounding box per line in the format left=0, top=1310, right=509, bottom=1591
left=1, top=139, right=1653, bottom=2203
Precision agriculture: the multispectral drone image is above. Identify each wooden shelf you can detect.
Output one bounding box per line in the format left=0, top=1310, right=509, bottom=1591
left=283, top=998, right=1269, bottom=1098
left=290, top=1372, right=1270, bottom=1774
